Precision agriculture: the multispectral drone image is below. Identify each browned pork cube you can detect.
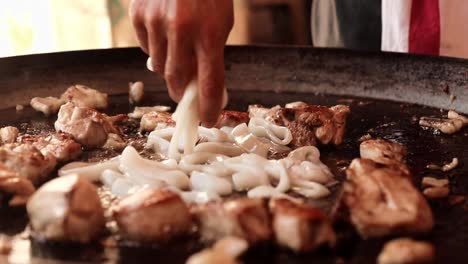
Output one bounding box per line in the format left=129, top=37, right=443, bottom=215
left=18, top=133, right=82, bottom=163
left=270, top=198, right=336, bottom=252
left=113, top=189, right=193, bottom=242
left=333, top=159, right=433, bottom=238
left=55, top=102, right=121, bottom=148
left=191, top=198, right=272, bottom=244
left=0, top=143, right=57, bottom=185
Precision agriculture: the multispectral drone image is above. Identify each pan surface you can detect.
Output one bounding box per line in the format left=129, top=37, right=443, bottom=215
left=0, top=47, right=467, bottom=263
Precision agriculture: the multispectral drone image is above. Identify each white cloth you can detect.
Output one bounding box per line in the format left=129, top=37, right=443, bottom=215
left=381, top=0, right=412, bottom=53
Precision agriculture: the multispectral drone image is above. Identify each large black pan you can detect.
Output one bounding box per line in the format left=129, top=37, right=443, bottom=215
left=0, top=47, right=467, bottom=264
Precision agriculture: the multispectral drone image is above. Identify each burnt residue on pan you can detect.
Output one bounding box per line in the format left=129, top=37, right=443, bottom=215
left=0, top=92, right=467, bottom=264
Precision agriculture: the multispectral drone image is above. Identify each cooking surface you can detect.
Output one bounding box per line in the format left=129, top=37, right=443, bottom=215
left=0, top=91, right=467, bottom=263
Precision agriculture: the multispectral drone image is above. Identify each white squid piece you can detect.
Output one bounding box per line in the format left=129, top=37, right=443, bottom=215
left=179, top=152, right=229, bottom=174
left=194, top=142, right=244, bottom=157
left=119, top=146, right=190, bottom=190
left=224, top=154, right=270, bottom=191
left=101, top=169, right=154, bottom=198
left=285, top=146, right=334, bottom=184
left=231, top=124, right=269, bottom=158
left=190, top=171, right=233, bottom=196
left=198, top=127, right=232, bottom=143
left=248, top=117, right=293, bottom=145
left=58, top=158, right=120, bottom=182
left=169, top=81, right=201, bottom=159
left=148, top=127, right=233, bottom=158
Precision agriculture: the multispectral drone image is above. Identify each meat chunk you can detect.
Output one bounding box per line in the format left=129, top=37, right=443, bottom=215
left=60, top=85, right=108, bottom=109
left=27, top=175, right=105, bottom=243
left=333, top=159, right=433, bottom=238
left=360, top=139, right=407, bottom=165
left=448, top=110, right=468, bottom=123
left=214, top=111, right=249, bottom=128
left=30, top=96, right=65, bottom=116
left=187, top=237, right=248, bottom=264
left=421, top=177, right=449, bottom=188
left=270, top=198, right=336, bottom=252
left=248, top=105, right=280, bottom=122
left=419, top=117, right=464, bottom=134
left=423, top=186, right=449, bottom=199
left=102, top=133, right=127, bottom=151
left=140, top=111, right=175, bottom=132
left=359, top=139, right=411, bottom=177
left=191, top=198, right=272, bottom=244
left=0, top=126, right=19, bottom=144
left=419, top=110, right=467, bottom=135
left=285, top=101, right=308, bottom=109
left=378, top=238, right=434, bottom=264
left=113, top=189, right=192, bottom=242
left=249, top=104, right=350, bottom=147
left=55, top=102, right=121, bottom=148
left=128, top=106, right=171, bottom=119
left=0, top=143, right=57, bottom=185
left=129, top=81, right=145, bottom=104
left=18, top=133, right=82, bottom=163
left=0, top=164, right=35, bottom=206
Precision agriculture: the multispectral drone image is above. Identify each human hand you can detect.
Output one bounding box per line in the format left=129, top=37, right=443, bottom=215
left=130, top=0, right=234, bottom=126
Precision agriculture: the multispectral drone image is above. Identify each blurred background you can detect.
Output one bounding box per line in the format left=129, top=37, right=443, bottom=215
left=0, top=0, right=313, bottom=58
left=0, top=0, right=466, bottom=58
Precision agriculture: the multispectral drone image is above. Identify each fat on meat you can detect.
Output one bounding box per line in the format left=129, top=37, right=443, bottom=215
left=55, top=102, right=121, bottom=148
left=18, top=133, right=82, bottom=163
left=249, top=104, right=350, bottom=147
left=332, top=158, right=433, bottom=238
left=0, top=143, right=57, bottom=185
left=270, top=198, right=336, bottom=252
left=190, top=198, right=272, bottom=244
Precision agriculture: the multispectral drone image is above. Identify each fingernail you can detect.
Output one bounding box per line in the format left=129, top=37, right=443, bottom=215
left=146, top=58, right=154, bottom=71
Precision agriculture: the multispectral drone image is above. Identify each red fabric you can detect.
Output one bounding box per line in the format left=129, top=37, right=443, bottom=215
left=409, top=0, right=440, bottom=55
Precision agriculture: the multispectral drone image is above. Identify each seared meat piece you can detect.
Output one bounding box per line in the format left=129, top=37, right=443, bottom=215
left=0, top=164, right=35, bottom=206
left=128, top=106, right=171, bottom=119
left=285, top=101, right=308, bottom=109
left=360, top=139, right=407, bottom=165
left=129, top=81, right=144, bottom=104
left=30, top=96, right=65, bottom=116
left=359, top=139, right=411, bottom=177
left=55, top=102, right=121, bottom=148
left=102, top=133, right=127, bottom=150
left=0, top=234, right=12, bottom=255
left=419, top=117, right=464, bottom=134
left=249, top=104, right=350, bottom=147
left=0, top=126, right=19, bottom=144
left=113, top=188, right=192, bottom=242
left=27, top=175, right=105, bottom=243
left=214, top=111, right=249, bottom=128
left=423, top=186, right=449, bottom=199
left=333, top=159, right=433, bottom=238
left=60, top=85, right=108, bottom=109
left=191, top=198, right=272, bottom=244
left=270, top=198, right=336, bottom=252
left=18, top=133, right=82, bottom=163
left=187, top=237, right=248, bottom=264
left=0, top=143, right=57, bottom=185
left=422, top=177, right=449, bottom=188
left=140, top=111, right=175, bottom=132
left=275, top=105, right=350, bottom=146
left=378, top=238, right=434, bottom=264
left=248, top=105, right=280, bottom=123
left=448, top=110, right=468, bottom=123
left=419, top=111, right=467, bottom=135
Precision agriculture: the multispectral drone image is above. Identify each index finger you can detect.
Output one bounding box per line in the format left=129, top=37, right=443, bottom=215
left=196, top=47, right=226, bottom=127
